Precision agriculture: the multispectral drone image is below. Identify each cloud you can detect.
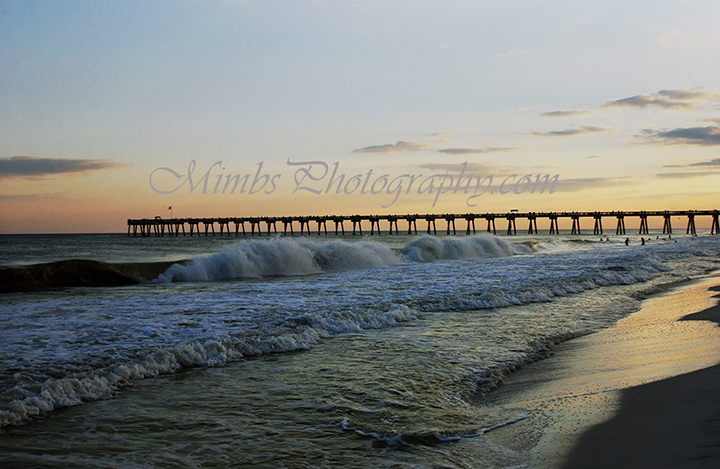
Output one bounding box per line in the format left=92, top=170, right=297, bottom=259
left=552, top=177, right=628, bottom=192
left=352, top=141, right=434, bottom=154
left=604, top=95, right=687, bottom=109
left=664, top=158, right=720, bottom=168
left=428, top=131, right=456, bottom=138
left=659, top=157, right=720, bottom=179
left=656, top=172, right=718, bottom=179
left=407, top=165, right=627, bottom=192
left=657, top=89, right=710, bottom=100
left=415, top=162, right=499, bottom=173
left=602, top=88, right=717, bottom=110
left=700, top=117, right=720, bottom=124
left=0, top=156, right=127, bottom=179
left=528, top=125, right=614, bottom=137
left=689, top=158, right=720, bottom=166
left=437, top=147, right=519, bottom=155
left=641, top=126, right=720, bottom=146
left=656, top=29, right=682, bottom=47
left=0, top=193, right=65, bottom=201
left=541, top=110, right=592, bottom=118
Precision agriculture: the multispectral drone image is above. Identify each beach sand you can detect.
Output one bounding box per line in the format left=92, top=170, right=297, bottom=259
left=486, top=275, right=720, bottom=468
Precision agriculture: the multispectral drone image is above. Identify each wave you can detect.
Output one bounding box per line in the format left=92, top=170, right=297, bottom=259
left=340, top=412, right=528, bottom=447
left=3, top=239, right=712, bottom=428
left=400, top=235, right=530, bottom=262
left=0, top=305, right=419, bottom=427
left=0, top=259, right=181, bottom=293
left=156, top=235, right=528, bottom=283
left=0, top=236, right=531, bottom=292
left=0, top=256, right=659, bottom=428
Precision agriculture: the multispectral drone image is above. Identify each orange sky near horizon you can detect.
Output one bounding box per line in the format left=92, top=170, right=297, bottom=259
left=2, top=2, right=719, bottom=234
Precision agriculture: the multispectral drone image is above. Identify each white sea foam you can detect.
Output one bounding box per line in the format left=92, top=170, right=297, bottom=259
left=400, top=235, right=523, bottom=262
left=0, top=304, right=418, bottom=427
left=3, top=235, right=719, bottom=429
left=156, top=235, right=524, bottom=283
left=155, top=238, right=403, bottom=283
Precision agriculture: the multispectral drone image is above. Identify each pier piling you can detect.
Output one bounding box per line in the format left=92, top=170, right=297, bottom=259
left=128, top=209, right=718, bottom=238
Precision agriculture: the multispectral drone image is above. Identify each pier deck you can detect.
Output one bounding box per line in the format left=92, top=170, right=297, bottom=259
left=128, top=210, right=719, bottom=237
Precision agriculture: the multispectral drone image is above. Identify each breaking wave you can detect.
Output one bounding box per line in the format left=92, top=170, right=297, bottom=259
left=156, top=235, right=528, bottom=283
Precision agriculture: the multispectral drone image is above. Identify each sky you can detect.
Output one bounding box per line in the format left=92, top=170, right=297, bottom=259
left=1, top=0, right=719, bottom=233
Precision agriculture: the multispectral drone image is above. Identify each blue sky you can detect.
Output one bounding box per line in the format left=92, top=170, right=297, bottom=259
left=1, top=1, right=719, bottom=232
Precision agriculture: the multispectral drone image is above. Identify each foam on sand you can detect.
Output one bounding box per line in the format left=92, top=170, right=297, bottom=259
left=486, top=274, right=720, bottom=467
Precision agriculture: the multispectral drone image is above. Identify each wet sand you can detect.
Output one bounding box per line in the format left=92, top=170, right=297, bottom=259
left=486, top=276, right=720, bottom=468
left=562, top=284, right=720, bottom=468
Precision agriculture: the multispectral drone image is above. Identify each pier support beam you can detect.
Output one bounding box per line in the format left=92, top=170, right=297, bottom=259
left=219, top=219, right=230, bottom=236
left=203, top=219, right=215, bottom=236
left=638, top=212, right=649, bottom=235
left=369, top=216, right=381, bottom=235
left=298, top=217, right=310, bottom=235
left=615, top=214, right=626, bottom=235
left=465, top=215, right=477, bottom=235
left=549, top=215, right=559, bottom=234
left=351, top=216, right=362, bottom=235
left=282, top=218, right=294, bottom=235
left=316, top=218, right=328, bottom=235
left=506, top=216, right=517, bottom=235
left=407, top=217, right=418, bottom=235
left=249, top=218, right=262, bottom=236
left=485, top=216, right=497, bottom=235
left=687, top=212, right=697, bottom=236
left=527, top=214, right=538, bottom=234
left=266, top=219, right=278, bottom=235
left=570, top=214, right=581, bottom=235
left=445, top=215, right=456, bottom=235
left=333, top=217, right=345, bottom=235
left=426, top=216, right=437, bottom=235
left=127, top=209, right=719, bottom=239
left=662, top=212, right=672, bottom=235
left=189, top=221, right=200, bottom=236
left=388, top=216, right=399, bottom=235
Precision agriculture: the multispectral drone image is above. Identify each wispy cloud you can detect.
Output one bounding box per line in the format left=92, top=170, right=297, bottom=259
left=656, top=171, right=718, bottom=179
left=640, top=126, right=720, bottom=146
left=700, top=117, right=720, bottom=125
left=0, top=193, right=65, bottom=201
left=437, top=147, right=519, bottom=155
left=664, top=158, right=720, bottom=168
left=0, top=156, right=127, bottom=180
left=688, top=158, right=720, bottom=166
left=656, top=28, right=682, bottom=47
left=602, top=87, right=717, bottom=110
left=528, top=125, right=614, bottom=137
left=407, top=165, right=627, bottom=192
left=552, top=177, right=628, bottom=192
left=541, top=110, right=592, bottom=118
left=352, top=140, right=434, bottom=154
left=416, top=162, right=498, bottom=173
left=428, top=130, right=457, bottom=138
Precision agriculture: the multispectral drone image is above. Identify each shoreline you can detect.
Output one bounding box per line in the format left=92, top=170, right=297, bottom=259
left=485, top=273, right=720, bottom=467
left=561, top=283, right=720, bottom=468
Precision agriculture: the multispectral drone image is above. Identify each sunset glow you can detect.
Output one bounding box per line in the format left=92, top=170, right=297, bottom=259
left=2, top=1, right=719, bottom=233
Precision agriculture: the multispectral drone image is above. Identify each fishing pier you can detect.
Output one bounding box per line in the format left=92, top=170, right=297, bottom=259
left=128, top=209, right=719, bottom=237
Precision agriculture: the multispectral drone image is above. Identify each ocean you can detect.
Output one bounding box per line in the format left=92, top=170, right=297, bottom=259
left=1, top=231, right=719, bottom=468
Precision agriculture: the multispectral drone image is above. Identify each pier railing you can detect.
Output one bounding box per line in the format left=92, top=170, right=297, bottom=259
left=128, top=209, right=719, bottom=237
